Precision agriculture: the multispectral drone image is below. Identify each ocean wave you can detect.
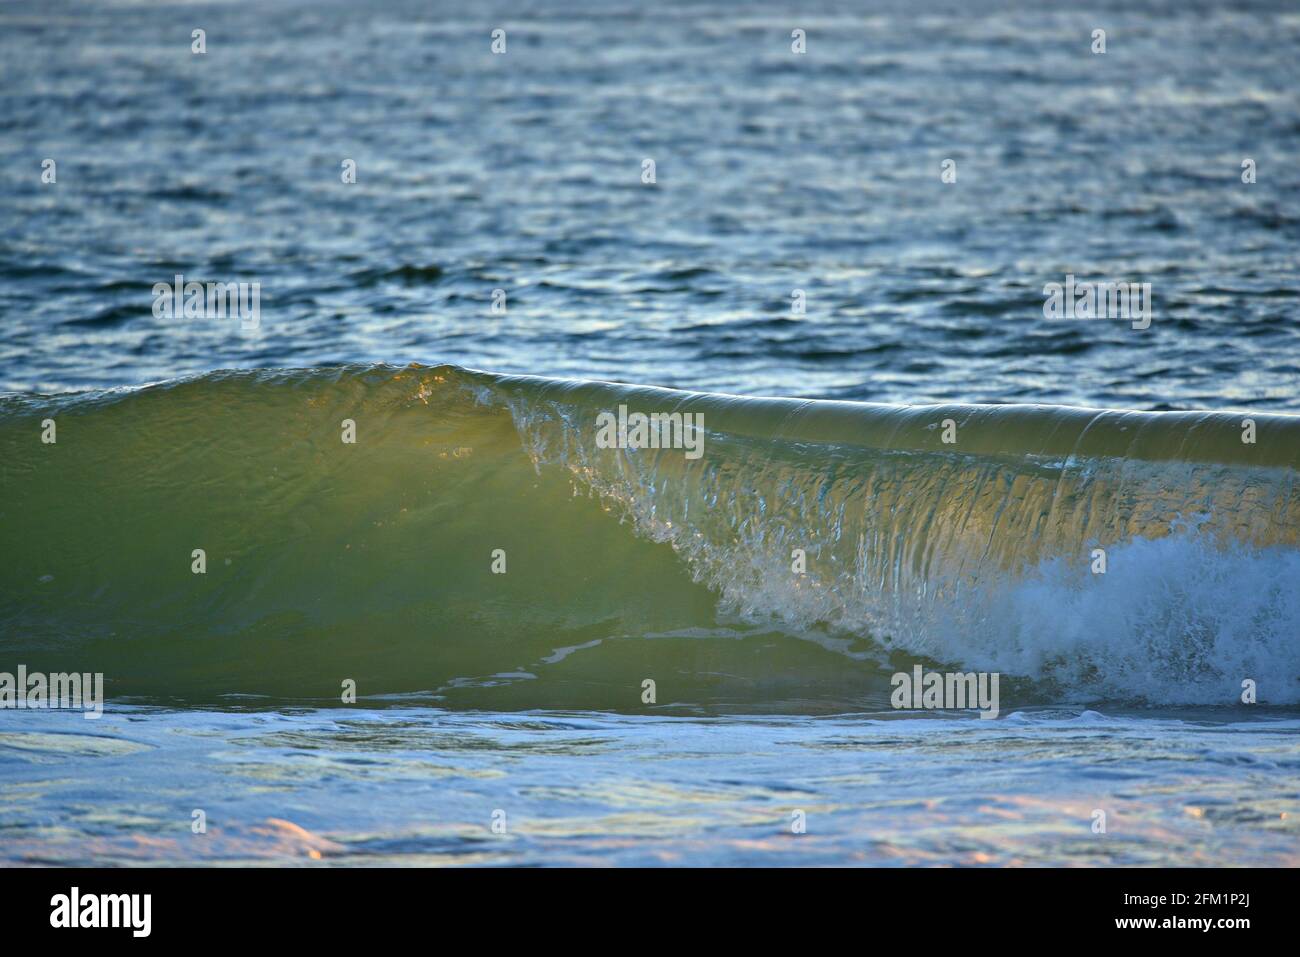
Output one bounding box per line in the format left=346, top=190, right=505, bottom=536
left=1, top=364, right=1296, bottom=709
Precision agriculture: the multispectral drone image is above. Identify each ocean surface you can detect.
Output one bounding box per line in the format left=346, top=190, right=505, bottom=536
left=1, top=0, right=1298, bottom=866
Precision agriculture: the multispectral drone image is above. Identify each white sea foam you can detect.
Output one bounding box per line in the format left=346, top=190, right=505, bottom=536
left=911, top=533, right=1300, bottom=705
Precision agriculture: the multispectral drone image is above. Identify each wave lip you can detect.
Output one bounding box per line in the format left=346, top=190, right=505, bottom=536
left=2, top=363, right=1297, bottom=709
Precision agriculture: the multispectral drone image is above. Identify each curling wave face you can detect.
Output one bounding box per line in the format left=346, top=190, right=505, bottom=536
left=1, top=364, right=1297, bottom=710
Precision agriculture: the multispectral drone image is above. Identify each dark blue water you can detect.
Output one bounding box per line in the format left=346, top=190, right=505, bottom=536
left=2, top=0, right=1297, bottom=406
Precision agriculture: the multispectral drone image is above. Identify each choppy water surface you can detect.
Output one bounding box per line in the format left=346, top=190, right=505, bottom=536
left=2, top=707, right=1297, bottom=867
left=2, top=0, right=1298, bottom=406
left=1, top=0, right=1298, bottom=865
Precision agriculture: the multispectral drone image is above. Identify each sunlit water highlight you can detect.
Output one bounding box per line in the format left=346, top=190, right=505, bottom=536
left=2, top=706, right=1298, bottom=867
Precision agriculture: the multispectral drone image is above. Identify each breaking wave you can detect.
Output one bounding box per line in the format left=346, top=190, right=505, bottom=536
left=1, top=364, right=1296, bottom=709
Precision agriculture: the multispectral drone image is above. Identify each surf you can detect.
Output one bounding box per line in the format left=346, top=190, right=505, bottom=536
left=1, top=363, right=1296, bottom=710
